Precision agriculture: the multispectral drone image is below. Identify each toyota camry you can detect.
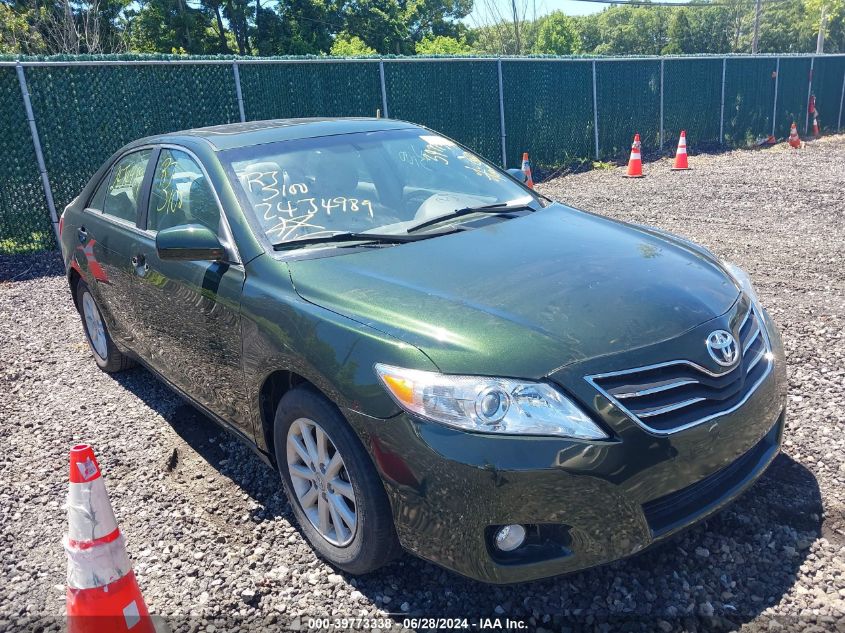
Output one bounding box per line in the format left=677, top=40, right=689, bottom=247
left=60, top=118, right=786, bottom=583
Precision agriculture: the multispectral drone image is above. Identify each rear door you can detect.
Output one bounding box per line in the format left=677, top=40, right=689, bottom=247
left=130, top=146, right=249, bottom=434
left=77, top=148, right=155, bottom=350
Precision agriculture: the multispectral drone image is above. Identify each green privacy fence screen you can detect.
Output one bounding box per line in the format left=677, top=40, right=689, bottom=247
left=385, top=60, right=502, bottom=164
left=663, top=58, right=724, bottom=149
left=0, top=66, right=51, bottom=253
left=502, top=60, right=594, bottom=168
left=239, top=62, right=382, bottom=120
left=811, top=56, right=845, bottom=133
left=1, top=54, right=844, bottom=255
left=24, top=62, right=241, bottom=244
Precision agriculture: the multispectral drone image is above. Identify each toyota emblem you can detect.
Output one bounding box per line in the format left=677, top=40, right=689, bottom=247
left=706, top=330, right=739, bottom=367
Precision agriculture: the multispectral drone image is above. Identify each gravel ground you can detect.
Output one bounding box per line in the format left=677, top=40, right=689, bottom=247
left=2, top=136, right=845, bottom=633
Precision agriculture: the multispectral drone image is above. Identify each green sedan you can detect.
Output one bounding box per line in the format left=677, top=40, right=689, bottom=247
left=60, top=118, right=787, bottom=584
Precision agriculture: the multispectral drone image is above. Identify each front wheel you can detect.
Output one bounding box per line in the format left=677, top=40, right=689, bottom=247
left=76, top=279, right=134, bottom=373
left=273, top=385, right=400, bottom=574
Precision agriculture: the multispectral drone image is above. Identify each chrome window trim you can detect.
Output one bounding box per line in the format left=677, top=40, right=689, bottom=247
left=585, top=305, right=773, bottom=436
left=82, top=205, right=155, bottom=238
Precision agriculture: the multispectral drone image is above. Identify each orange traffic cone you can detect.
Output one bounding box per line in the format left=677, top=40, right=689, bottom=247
left=812, top=114, right=820, bottom=138
left=788, top=122, right=801, bottom=149
left=521, top=152, right=534, bottom=189
left=624, top=134, right=644, bottom=178
left=65, top=444, right=154, bottom=633
left=671, top=130, right=690, bottom=171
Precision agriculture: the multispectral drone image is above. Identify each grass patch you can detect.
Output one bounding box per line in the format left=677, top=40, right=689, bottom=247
left=0, top=231, right=53, bottom=255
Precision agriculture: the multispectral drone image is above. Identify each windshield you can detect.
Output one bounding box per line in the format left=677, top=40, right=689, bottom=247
left=221, top=128, right=537, bottom=246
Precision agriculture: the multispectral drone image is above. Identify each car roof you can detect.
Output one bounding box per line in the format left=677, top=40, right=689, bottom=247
left=144, top=118, right=421, bottom=151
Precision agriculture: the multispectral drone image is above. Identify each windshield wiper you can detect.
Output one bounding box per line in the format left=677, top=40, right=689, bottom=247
left=272, top=230, right=451, bottom=251
left=406, top=202, right=535, bottom=234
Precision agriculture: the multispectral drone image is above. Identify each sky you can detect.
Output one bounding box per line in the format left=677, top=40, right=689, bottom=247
left=464, top=0, right=691, bottom=26
left=464, top=0, right=604, bottom=27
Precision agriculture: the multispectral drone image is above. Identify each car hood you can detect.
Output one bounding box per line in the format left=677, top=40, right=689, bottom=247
left=288, top=205, right=739, bottom=379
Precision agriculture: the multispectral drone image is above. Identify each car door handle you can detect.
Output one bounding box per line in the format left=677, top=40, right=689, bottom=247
left=77, top=227, right=87, bottom=243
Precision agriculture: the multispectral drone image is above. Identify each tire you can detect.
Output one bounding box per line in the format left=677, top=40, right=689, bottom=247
left=273, top=385, right=400, bottom=574
left=75, top=279, right=135, bottom=373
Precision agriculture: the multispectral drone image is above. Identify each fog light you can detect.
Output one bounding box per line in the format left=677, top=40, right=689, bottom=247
left=494, top=524, right=526, bottom=552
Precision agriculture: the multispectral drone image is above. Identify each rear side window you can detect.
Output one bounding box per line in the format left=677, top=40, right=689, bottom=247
left=148, top=149, right=220, bottom=233
left=103, top=149, right=152, bottom=223
left=87, top=171, right=111, bottom=211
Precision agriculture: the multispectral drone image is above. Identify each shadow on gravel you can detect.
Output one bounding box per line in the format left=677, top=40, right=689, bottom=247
left=106, top=364, right=825, bottom=630
left=111, top=368, right=291, bottom=523
left=0, top=251, right=64, bottom=283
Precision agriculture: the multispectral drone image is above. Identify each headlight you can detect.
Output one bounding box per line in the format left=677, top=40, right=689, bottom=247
left=374, top=364, right=607, bottom=439
left=722, top=262, right=761, bottom=307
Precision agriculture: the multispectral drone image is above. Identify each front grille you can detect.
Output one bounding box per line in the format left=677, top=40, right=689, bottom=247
left=642, top=418, right=781, bottom=536
left=586, top=306, right=772, bottom=434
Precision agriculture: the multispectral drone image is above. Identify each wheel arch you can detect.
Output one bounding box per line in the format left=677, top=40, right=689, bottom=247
left=68, top=266, right=83, bottom=311
left=259, top=369, right=316, bottom=464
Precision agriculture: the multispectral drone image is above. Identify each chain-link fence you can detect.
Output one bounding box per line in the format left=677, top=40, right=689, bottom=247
left=1, top=54, right=844, bottom=255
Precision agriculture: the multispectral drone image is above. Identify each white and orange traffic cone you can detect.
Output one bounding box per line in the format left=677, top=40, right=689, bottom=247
left=521, top=152, right=534, bottom=189
left=624, top=133, right=644, bottom=178
left=788, top=122, right=802, bottom=149
left=65, top=444, right=154, bottom=633
left=812, top=114, right=820, bottom=138
left=671, top=130, right=690, bottom=171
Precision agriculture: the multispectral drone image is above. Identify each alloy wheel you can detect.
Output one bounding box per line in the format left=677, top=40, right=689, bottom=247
left=81, top=291, right=108, bottom=361
left=286, top=417, right=358, bottom=546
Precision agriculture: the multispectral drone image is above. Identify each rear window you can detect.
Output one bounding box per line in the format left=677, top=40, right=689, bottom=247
left=103, top=149, right=152, bottom=223
left=87, top=171, right=111, bottom=211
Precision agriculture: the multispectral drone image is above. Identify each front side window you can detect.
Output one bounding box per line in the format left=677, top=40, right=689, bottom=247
left=103, top=149, right=152, bottom=223
left=148, top=149, right=220, bottom=233
left=221, top=129, right=537, bottom=247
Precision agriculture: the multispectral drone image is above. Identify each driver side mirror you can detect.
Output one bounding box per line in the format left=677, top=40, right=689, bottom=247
left=156, top=224, right=225, bottom=261
left=506, top=168, right=528, bottom=184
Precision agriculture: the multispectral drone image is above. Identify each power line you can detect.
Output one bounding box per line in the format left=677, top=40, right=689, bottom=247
left=570, top=0, right=792, bottom=6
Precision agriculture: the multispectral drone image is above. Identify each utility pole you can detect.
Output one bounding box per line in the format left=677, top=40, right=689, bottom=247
left=751, top=0, right=762, bottom=54
left=255, top=0, right=260, bottom=53
left=817, top=4, right=827, bottom=54
left=511, top=0, right=521, bottom=54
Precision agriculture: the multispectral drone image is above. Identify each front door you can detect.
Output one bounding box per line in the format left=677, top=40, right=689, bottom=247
left=131, top=147, right=249, bottom=435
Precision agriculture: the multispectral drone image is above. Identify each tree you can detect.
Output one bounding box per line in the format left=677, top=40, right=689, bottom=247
left=663, top=8, right=693, bottom=53
left=126, top=0, right=217, bottom=54
left=255, top=0, right=334, bottom=55
left=684, top=4, right=734, bottom=53
left=575, top=14, right=602, bottom=53
left=415, top=34, right=469, bottom=53
left=533, top=11, right=579, bottom=54
left=0, top=4, right=46, bottom=53
left=330, top=33, right=376, bottom=56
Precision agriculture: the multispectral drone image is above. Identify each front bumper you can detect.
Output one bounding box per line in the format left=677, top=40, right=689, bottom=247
left=345, top=305, right=787, bottom=584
